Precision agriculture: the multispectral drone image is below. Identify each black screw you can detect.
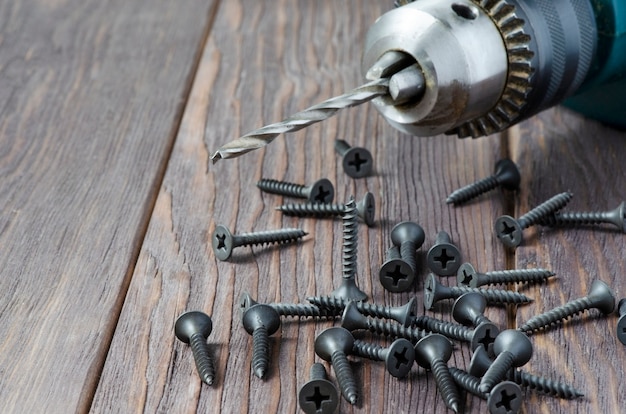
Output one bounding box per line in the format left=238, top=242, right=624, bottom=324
left=469, top=346, right=584, bottom=399
left=307, top=295, right=416, bottom=327
left=479, top=330, right=533, bottom=393
left=211, top=224, right=307, bottom=261
left=390, top=221, right=425, bottom=275
left=314, top=327, right=359, bottom=405
left=174, top=311, right=216, bottom=385
left=331, top=197, right=367, bottom=301
left=239, top=292, right=339, bottom=320
left=341, top=301, right=427, bottom=342
left=449, top=367, right=523, bottom=414
left=539, top=201, right=626, bottom=233
left=275, top=192, right=376, bottom=227
left=446, top=158, right=520, bottom=205
left=334, top=139, right=373, bottom=178
left=518, top=279, right=616, bottom=334
left=379, top=246, right=415, bottom=293
left=617, top=299, right=626, bottom=346
left=414, top=334, right=461, bottom=413
left=352, top=338, right=415, bottom=378
left=452, top=292, right=492, bottom=327
left=298, top=363, right=340, bottom=414
left=426, top=231, right=462, bottom=276
left=414, top=314, right=499, bottom=352
left=495, top=191, right=573, bottom=248
left=424, top=273, right=533, bottom=310
left=256, top=178, right=335, bottom=203
left=241, top=303, right=281, bottom=379
left=456, top=263, right=555, bottom=288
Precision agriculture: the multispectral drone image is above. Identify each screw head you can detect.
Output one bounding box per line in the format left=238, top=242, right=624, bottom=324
left=342, top=147, right=373, bottom=178
left=331, top=278, right=368, bottom=302
left=390, top=221, right=425, bottom=248
left=468, top=345, right=492, bottom=377
left=379, top=258, right=415, bottom=293
left=393, top=296, right=417, bottom=327
left=357, top=192, right=376, bottom=227
left=494, top=158, right=521, bottom=191
left=298, top=373, right=340, bottom=414
left=241, top=304, right=281, bottom=335
left=493, top=330, right=533, bottom=366
left=487, top=381, right=523, bottom=414
left=314, top=327, right=355, bottom=361
left=427, top=238, right=462, bottom=276
left=175, top=311, right=213, bottom=343
left=414, top=334, right=453, bottom=368
left=310, top=178, right=335, bottom=203
left=341, top=301, right=369, bottom=331
left=423, top=273, right=443, bottom=311
left=470, top=322, right=500, bottom=356
left=212, top=225, right=234, bottom=260
left=385, top=338, right=415, bottom=378
left=452, top=292, right=487, bottom=325
left=588, top=279, right=616, bottom=314
left=495, top=216, right=522, bottom=248
left=456, top=263, right=479, bottom=288
left=617, top=202, right=626, bottom=233
left=238, top=291, right=258, bottom=315
left=617, top=298, right=626, bottom=346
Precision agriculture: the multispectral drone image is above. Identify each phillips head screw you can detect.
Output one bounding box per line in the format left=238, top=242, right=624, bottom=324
left=426, top=231, right=462, bottom=276
left=275, top=192, right=376, bottom=227
left=539, top=201, right=626, bottom=233
left=479, top=330, right=533, bottom=393
left=518, top=279, right=616, bottom=334
left=495, top=191, right=573, bottom=248
left=212, top=224, right=307, bottom=261
left=238, top=292, right=340, bottom=320
left=314, top=327, right=359, bottom=405
left=241, top=303, right=281, bottom=379
left=448, top=367, right=523, bottom=414
left=298, top=363, right=340, bottom=414
left=307, top=295, right=416, bottom=327
left=617, top=298, right=626, bottom=346
left=256, top=178, right=335, bottom=203
left=174, top=311, right=216, bottom=385
left=352, top=338, right=415, bottom=378
left=447, top=158, right=521, bottom=205
left=334, top=139, right=373, bottom=178
left=452, top=292, right=492, bottom=327
left=414, top=334, right=461, bottom=413
left=379, top=246, right=415, bottom=293
left=456, top=263, right=555, bottom=289
left=390, top=221, right=425, bottom=275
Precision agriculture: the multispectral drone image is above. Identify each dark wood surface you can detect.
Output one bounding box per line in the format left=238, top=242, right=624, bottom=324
left=1, top=1, right=624, bottom=413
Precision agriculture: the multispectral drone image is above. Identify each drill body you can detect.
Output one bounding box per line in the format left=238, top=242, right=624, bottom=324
left=363, top=0, right=626, bottom=137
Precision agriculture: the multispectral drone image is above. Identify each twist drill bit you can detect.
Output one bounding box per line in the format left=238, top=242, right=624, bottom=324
left=211, top=78, right=390, bottom=162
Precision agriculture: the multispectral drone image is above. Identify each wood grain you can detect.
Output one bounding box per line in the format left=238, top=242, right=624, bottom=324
left=92, top=1, right=512, bottom=413
left=0, top=0, right=216, bottom=412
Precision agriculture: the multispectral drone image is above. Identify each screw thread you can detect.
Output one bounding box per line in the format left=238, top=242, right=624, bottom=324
left=331, top=350, right=359, bottom=405
left=414, top=316, right=472, bottom=342
left=352, top=339, right=384, bottom=361
left=540, top=211, right=622, bottom=231
left=270, top=303, right=339, bottom=319
left=449, top=286, right=533, bottom=305
left=447, top=175, right=500, bottom=204
left=387, top=246, right=401, bottom=260
left=256, top=179, right=307, bottom=198
left=477, top=268, right=555, bottom=287
left=307, top=295, right=402, bottom=322
left=431, top=359, right=461, bottom=412
left=517, top=192, right=573, bottom=229
left=251, top=326, right=271, bottom=379
left=508, top=369, right=584, bottom=399
left=480, top=351, right=515, bottom=393
left=189, top=332, right=216, bottom=385
left=234, top=228, right=306, bottom=248
left=449, top=367, right=486, bottom=399
left=366, top=317, right=426, bottom=342
left=399, top=241, right=418, bottom=273
left=518, top=296, right=593, bottom=333
left=334, top=139, right=351, bottom=156
left=276, top=202, right=345, bottom=218
left=309, top=362, right=328, bottom=381
left=342, top=198, right=358, bottom=279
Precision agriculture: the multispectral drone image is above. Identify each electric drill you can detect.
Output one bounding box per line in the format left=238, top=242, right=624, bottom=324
left=211, top=0, right=625, bottom=161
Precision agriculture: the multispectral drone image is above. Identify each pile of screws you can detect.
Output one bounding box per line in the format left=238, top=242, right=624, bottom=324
left=174, top=154, right=624, bottom=413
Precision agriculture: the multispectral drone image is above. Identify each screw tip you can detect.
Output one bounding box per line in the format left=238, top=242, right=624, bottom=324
left=478, top=384, right=490, bottom=394
left=450, top=402, right=459, bottom=413
left=203, top=374, right=215, bottom=386
left=349, top=395, right=358, bottom=405
left=446, top=197, right=454, bottom=205
left=254, top=367, right=267, bottom=379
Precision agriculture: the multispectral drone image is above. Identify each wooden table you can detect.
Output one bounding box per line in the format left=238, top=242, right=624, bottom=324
left=1, top=1, right=624, bottom=412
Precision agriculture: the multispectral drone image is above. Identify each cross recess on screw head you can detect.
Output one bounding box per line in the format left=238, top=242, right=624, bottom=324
left=495, top=388, right=517, bottom=411
left=434, top=248, right=454, bottom=269
left=393, top=346, right=410, bottom=370
left=386, top=265, right=409, bottom=286
left=215, top=233, right=227, bottom=250
left=314, top=186, right=331, bottom=203
left=348, top=152, right=369, bottom=172
left=305, top=386, right=331, bottom=410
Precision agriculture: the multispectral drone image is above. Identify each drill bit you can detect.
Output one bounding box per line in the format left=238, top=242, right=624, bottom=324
left=210, top=77, right=390, bottom=163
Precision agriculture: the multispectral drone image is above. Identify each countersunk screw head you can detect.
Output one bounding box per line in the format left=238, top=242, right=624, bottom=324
left=414, top=334, right=453, bottom=368
left=488, top=381, right=523, bottom=414
left=358, top=192, right=376, bottom=227
left=588, top=279, right=617, bottom=314
left=385, top=339, right=416, bottom=378
left=314, top=327, right=355, bottom=361
left=390, top=221, right=426, bottom=248
left=212, top=224, right=234, bottom=261
left=309, top=178, right=335, bottom=203
left=494, top=158, right=521, bottom=190
left=494, top=216, right=522, bottom=248
left=175, top=311, right=213, bottom=344
left=335, top=139, right=373, bottom=178
left=617, top=298, right=626, bottom=346
left=456, top=263, right=479, bottom=288
left=452, top=292, right=487, bottom=326
left=331, top=277, right=368, bottom=302
left=470, top=322, right=500, bottom=356
left=493, top=330, right=533, bottom=365
left=427, top=231, right=462, bottom=276
left=298, top=363, right=340, bottom=414
left=241, top=304, right=281, bottom=335
left=379, top=258, right=415, bottom=292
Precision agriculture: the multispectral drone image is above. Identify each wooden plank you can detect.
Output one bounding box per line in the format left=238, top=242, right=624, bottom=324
left=510, top=107, right=626, bottom=413
left=93, top=1, right=512, bottom=412
left=0, top=0, right=216, bottom=412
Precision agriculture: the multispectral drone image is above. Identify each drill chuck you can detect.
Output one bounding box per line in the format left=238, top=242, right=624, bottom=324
left=363, top=0, right=598, bottom=137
